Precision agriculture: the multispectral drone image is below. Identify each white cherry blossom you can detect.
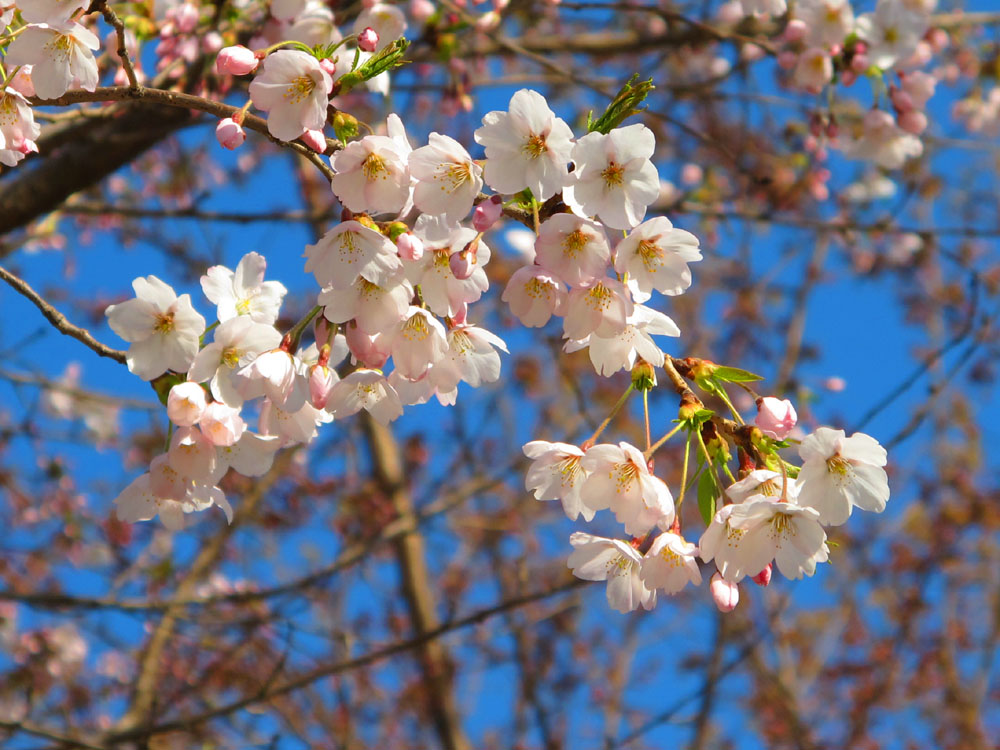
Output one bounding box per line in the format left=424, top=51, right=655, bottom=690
left=501, top=265, right=567, bottom=328
left=330, top=133, right=411, bottom=215
left=327, top=369, right=403, bottom=424
left=562, top=277, right=633, bottom=341
left=6, top=23, right=100, bottom=100
left=17, top=0, right=89, bottom=24
left=201, top=252, right=287, bottom=325
left=353, top=2, right=406, bottom=51
left=237, top=349, right=308, bottom=413
left=247, top=49, right=332, bottom=141
left=564, top=304, right=679, bottom=377
left=796, top=0, right=854, bottom=48
left=522, top=441, right=592, bottom=521
left=856, top=0, right=928, bottom=70
left=640, top=532, right=702, bottom=594
left=533, top=214, right=611, bottom=287
left=841, top=109, right=923, bottom=169
left=613, top=216, right=701, bottom=297
left=796, top=427, right=890, bottom=526
left=390, top=307, right=449, bottom=380
left=106, top=276, right=206, bottom=381
left=567, top=532, right=656, bottom=613
left=579, top=442, right=674, bottom=535
left=474, top=89, right=574, bottom=200
left=408, top=133, right=483, bottom=222
left=317, top=269, right=413, bottom=335
left=188, top=317, right=282, bottom=407
left=429, top=325, right=508, bottom=392
left=304, top=220, right=401, bottom=289
left=564, top=124, right=660, bottom=230
left=403, top=226, right=491, bottom=318
left=216, top=432, right=282, bottom=477
left=259, top=397, right=331, bottom=445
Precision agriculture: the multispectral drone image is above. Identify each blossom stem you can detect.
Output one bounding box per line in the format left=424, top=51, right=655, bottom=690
left=200, top=320, right=219, bottom=345
left=260, top=40, right=317, bottom=58
left=531, top=199, right=540, bottom=234
left=643, top=389, right=651, bottom=452
left=582, top=384, right=633, bottom=448
left=282, top=305, right=323, bottom=353
left=714, top=384, right=744, bottom=425
left=676, top=430, right=691, bottom=509
left=645, top=420, right=684, bottom=459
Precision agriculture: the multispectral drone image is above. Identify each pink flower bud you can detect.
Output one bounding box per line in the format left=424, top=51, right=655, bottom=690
left=927, top=28, right=949, bottom=54
left=783, top=18, right=808, bottom=43
left=710, top=573, right=739, bottom=613
left=167, top=382, right=207, bottom=427
left=358, top=27, right=379, bottom=52
left=174, top=2, right=200, bottom=32
left=217, top=46, right=259, bottom=76
left=345, top=323, right=390, bottom=369
left=410, top=0, right=435, bottom=22
left=449, top=250, right=475, bottom=279
left=216, top=117, right=246, bottom=150
left=853, top=40, right=868, bottom=54
left=824, top=376, right=846, bottom=392
left=202, top=31, right=224, bottom=54
left=754, top=396, right=797, bottom=440
left=320, top=58, right=338, bottom=76
left=309, top=364, right=336, bottom=409
left=449, top=303, right=468, bottom=326
left=472, top=196, right=503, bottom=232
left=850, top=53, right=869, bottom=73
left=898, top=109, right=927, bottom=134
left=777, top=51, right=798, bottom=70
left=396, top=232, right=424, bottom=261
left=752, top=564, right=772, bottom=587
left=301, top=129, right=327, bottom=153
left=681, top=163, right=703, bottom=185
left=891, top=88, right=914, bottom=113
left=314, top=316, right=334, bottom=348
left=199, top=402, right=245, bottom=447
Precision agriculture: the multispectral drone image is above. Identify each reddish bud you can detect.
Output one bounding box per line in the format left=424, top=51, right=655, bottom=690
left=215, top=117, right=246, bottom=149
left=358, top=27, right=379, bottom=52
left=216, top=45, right=258, bottom=76
left=752, top=564, right=773, bottom=587
left=301, top=128, right=327, bottom=153
left=396, top=232, right=424, bottom=261
left=710, top=573, right=739, bottom=613
left=754, top=396, right=797, bottom=440
left=472, top=196, right=503, bottom=232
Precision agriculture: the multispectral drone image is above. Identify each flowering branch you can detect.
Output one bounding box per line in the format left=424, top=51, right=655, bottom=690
left=0, top=264, right=127, bottom=364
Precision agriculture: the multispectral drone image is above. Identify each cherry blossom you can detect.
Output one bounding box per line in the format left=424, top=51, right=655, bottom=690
left=613, top=217, right=701, bottom=297
left=247, top=49, right=332, bottom=141
left=408, top=133, right=483, bottom=222
left=429, top=325, right=509, bottom=392
left=640, top=532, right=702, bottom=594
left=188, top=317, right=282, bottom=407
left=856, top=0, right=928, bottom=70
left=6, top=22, right=100, bottom=100
left=567, top=532, right=656, bottom=613
left=106, top=276, right=206, bottom=381
left=474, top=88, right=575, bottom=200
left=390, top=307, right=449, bottom=380
left=754, top=397, right=798, bottom=440
left=562, top=277, right=633, bottom=341
left=317, top=269, right=413, bottom=335
left=237, top=349, right=308, bottom=413
left=565, top=124, right=660, bottom=230
left=501, top=265, right=567, bottom=328
left=579, top=442, right=674, bottom=535
left=167, top=382, right=208, bottom=427
left=796, top=427, right=890, bottom=526
left=327, top=369, right=403, bottom=424
left=795, top=0, right=854, bottom=48
left=201, top=252, right=287, bottom=326
left=403, top=226, right=491, bottom=318
left=304, top=220, right=401, bottom=289
left=841, top=109, right=923, bottom=169
left=533, top=214, right=611, bottom=287
left=522, top=441, right=592, bottom=521
left=330, top=133, right=411, bottom=215
left=564, top=304, right=679, bottom=377
left=17, top=0, right=89, bottom=24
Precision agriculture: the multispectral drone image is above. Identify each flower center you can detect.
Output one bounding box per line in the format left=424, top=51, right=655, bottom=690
left=522, top=133, right=548, bottom=159
left=363, top=153, right=387, bottom=181
left=0, top=95, right=16, bottom=126
left=612, top=460, right=638, bottom=493
left=524, top=277, right=553, bottom=299
left=770, top=512, right=793, bottom=538
left=401, top=314, right=429, bottom=341
left=606, top=553, right=635, bottom=577
left=222, top=347, right=240, bottom=368
left=759, top=479, right=779, bottom=496
left=285, top=75, right=316, bottom=104
left=636, top=239, right=664, bottom=271
left=601, top=161, right=625, bottom=188
left=437, top=161, right=474, bottom=193
left=154, top=311, right=176, bottom=334
left=659, top=545, right=684, bottom=568
left=586, top=282, right=613, bottom=312
left=555, top=455, right=583, bottom=488
left=562, top=229, right=589, bottom=258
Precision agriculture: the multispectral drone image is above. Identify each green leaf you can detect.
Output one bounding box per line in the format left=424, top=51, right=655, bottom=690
left=697, top=469, right=718, bottom=526
left=712, top=366, right=764, bottom=383
left=586, top=74, right=655, bottom=134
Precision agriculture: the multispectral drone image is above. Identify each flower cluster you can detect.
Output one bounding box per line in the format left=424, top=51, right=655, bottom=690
left=525, top=384, right=890, bottom=614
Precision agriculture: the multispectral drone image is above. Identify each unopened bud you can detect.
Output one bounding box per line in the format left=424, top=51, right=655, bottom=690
left=890, top=88, right=914, bottom=113
left=167, top=382, right=207, bottom=427
left=754, top=396, right=797, bottom=440
left=216, top=117, right=246, bottom=150
left=752, top=564, right=773, bottom=587
left=309, top=363, right=337, bottom=409
left=678, top=392, right=704, bottom=422
left=783, top=18, right=808, bottom=43
left=631, top=359, right=657, bottom=392
left=301, top=128, right=327, bottom=153
left=396, top=232, right=424, bottom=261
left=358, top=26, right=379, bottom=52
left=386, top=221, right=410, bottom=242
left=216, top=45, right=258, bottom=75
left=319, top=58, right=338, bottom=77
left=710, top=573, right=739, bottom=612
left=472, top=196, right=503, bottom=232
left=898, top=109, right=927, bottom=134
